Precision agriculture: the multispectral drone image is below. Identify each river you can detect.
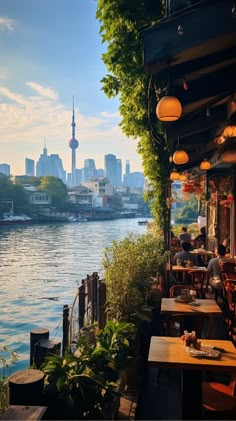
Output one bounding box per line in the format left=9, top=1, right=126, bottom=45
left=0, top=218, right=150, bottom=372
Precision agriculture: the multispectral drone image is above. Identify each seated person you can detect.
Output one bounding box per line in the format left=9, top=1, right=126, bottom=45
left=195, top=226, right=206, bottom=244
left=207, top=244, right=226, bottom=291
left=173, top=241, right=197, bottom=266
left=179, top=226, right=191, bottom=243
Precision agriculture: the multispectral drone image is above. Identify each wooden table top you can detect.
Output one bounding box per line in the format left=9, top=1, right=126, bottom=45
left=0, top=406, right=47, bottom=420
left=191, top=249, right=213, bottom=255
left=161, top=298, right=222, bottom=315
left=148, top=336, right=236, bottom=371
left=172, top=266, right=207, bottom=272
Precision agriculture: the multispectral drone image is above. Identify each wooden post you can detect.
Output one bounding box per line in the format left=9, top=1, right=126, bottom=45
left=62, top=304, right=69, bottom=355
left=92, top=272, right=98, bottom=322
left=8, top=369, right=44, bottom=406
left=98, top=280, right=106, bottom=329
left=79, top=281, right=85, bottom=329
left=30, top=328, right=49, bottom=367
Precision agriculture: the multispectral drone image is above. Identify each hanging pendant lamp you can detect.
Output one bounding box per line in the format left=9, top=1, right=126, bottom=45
left=173, top=149, right=189, bottom=165
left=172, top=136, right=189, bottom=165
left=170, top=169, right=180, bottom=181
left=156, top=96, right=182, bottom=122
left=179, top=173, right=187, bottom=182
left=200, top=159, right=211, bottom=170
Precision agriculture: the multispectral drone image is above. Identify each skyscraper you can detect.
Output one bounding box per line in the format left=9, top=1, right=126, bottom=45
left=25, top=158, right=35, bottom=176
left=84, top=158, right=96, bottom=180
left=68, top=98, right=79, bottom=187
left=116, top=159, right=122, bottom=186
left=0, top=163, right=10, bottom=176
left=125, top=160, right=130, bottom=176
left=36, top=143, right=66, bottom=182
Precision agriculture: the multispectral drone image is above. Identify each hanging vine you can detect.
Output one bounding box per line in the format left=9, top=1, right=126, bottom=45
left=96, top=0, right=170, bottom=232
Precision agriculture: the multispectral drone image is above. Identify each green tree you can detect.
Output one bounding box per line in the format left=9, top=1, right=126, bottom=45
left=0, top=176, right=30, bottom=214
left=39, top=176, right=68, bottom=208
left=96, top=0, right=169, bottom=233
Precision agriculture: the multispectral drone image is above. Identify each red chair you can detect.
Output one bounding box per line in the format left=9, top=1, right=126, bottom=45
left=202, top=373, right=236, bottom=419
left=223, top=282, right=236, bottom=345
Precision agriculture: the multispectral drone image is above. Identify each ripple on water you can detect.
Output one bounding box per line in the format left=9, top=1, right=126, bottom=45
left=0, top=218, right=150, bottom=372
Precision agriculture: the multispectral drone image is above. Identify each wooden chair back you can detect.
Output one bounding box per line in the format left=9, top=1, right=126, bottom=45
left=169, top=284, right=193, bottom=298
left=188, top=270, right=208, bottom=298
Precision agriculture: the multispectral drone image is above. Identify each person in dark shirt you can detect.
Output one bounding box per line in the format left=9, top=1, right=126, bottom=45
left=179, top=227, right=191, bottom=243
left=195, top=226, right=206, bottom=243
left=173, top=241, right=197, bottom=265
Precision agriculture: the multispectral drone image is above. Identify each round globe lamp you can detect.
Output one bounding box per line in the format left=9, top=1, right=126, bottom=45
left=170, top=170, right=180, bottom=181
left=200, top=159, right=211, bottom=170
left=179, top=173, right=187, bottom=181
left=173, top=149, right=189, bottom=165
left=156, top=96, right=182, bottom=121
left=223, top=125, right=236, bottom=138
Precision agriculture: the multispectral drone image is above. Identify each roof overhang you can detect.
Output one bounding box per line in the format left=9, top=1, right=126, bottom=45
left=141, top=0, right=236, bottom=171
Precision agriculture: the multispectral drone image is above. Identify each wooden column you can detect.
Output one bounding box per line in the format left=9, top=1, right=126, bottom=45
left=79, top=281, right=85, bottom=329
left=62, top=304, right=69, bottom=355
left=8, top=369, right=44, bottom=406
left=30, top=328, right=49, bottom=367
left=98, top=280, right=106, bottom=329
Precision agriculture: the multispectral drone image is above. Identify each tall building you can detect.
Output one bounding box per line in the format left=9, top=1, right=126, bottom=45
left=68, top=98, right=79, bottom=187
left=104, top=154, right=116, bottom=186
left=36, top=143, right=66, bottom=182
left=0, top=163, right=10, bottom=176
left=25, top=158, right=35, bottom=176
left=104, top=154, right=122, bottom=186
left=125, top=160, right=130, bottom=176
left=84, top=159, right=96, bottom=180
left=116, top=159, right=122, bottom=186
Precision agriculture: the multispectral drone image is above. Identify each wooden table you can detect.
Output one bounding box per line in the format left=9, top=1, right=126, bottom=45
left=161, top=298, right=222, bottom=336
left=161, top=298, right=221, bottom=315
left=191, top=249, right=213, bottom=256
left=148, top=336, right=236, bottom=419
left=171, top=266, right=207, bottom=285
left=0, top=406, right=47, bottom=420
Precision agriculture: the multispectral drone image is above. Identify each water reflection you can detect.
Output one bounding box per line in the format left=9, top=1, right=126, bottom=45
left=0, top=218, right=149, bottom=371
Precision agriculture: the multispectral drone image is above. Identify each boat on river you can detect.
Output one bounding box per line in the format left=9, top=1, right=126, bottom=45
left=138, top=219, right=148, bottom=225
left=0, top=214, right=34, bottom=225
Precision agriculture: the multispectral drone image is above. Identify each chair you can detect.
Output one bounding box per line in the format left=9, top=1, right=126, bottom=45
left=169, top=284, right=193, bottom=298
left=164, top=285, right=194, bottom=336
left=188, top=269, right=208, bottom=298
left=223, top=282, right=236, bottom=345
left=202, top=373, right=236, bottom=419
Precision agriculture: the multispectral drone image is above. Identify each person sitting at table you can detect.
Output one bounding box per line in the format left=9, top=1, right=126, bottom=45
left=173, top=241, right=197, bottom=266
left=207, top=244, right=226, bottom=297
left=179, top=226, right=191, bottom=243
left=195, top=226, right=206, bottom=246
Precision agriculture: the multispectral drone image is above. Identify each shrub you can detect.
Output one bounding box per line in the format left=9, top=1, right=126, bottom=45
left=103, top=233, right=168, bottom=323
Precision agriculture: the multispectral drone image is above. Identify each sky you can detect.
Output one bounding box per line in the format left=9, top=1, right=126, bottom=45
left=0, top=0, right=142, bottom=176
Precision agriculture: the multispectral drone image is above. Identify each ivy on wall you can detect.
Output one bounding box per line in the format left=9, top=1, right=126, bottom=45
left=96, top=0, right=170, bottom=232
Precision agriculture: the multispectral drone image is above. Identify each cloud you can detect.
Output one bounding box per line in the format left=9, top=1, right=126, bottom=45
left=0, top=17, right=14, bottom=31
left=100, top=111, right=120, bottom=118
left=26, top=82, right=58, bottom=100
left=0, top=83, right=142, bottom=174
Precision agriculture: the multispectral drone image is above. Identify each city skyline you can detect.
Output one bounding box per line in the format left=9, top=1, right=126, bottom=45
left=0, top=0, right=142, bottom=176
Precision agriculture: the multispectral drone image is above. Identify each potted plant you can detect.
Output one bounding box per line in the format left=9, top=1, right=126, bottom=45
left=42, top=320, right=136, bottom=420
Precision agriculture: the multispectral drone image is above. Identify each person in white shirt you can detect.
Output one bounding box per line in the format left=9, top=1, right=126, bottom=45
left=207, top=244, right=226, bottom=291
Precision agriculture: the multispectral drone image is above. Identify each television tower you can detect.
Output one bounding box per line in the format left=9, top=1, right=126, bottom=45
left=68, top=97, right=79, bottom=186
